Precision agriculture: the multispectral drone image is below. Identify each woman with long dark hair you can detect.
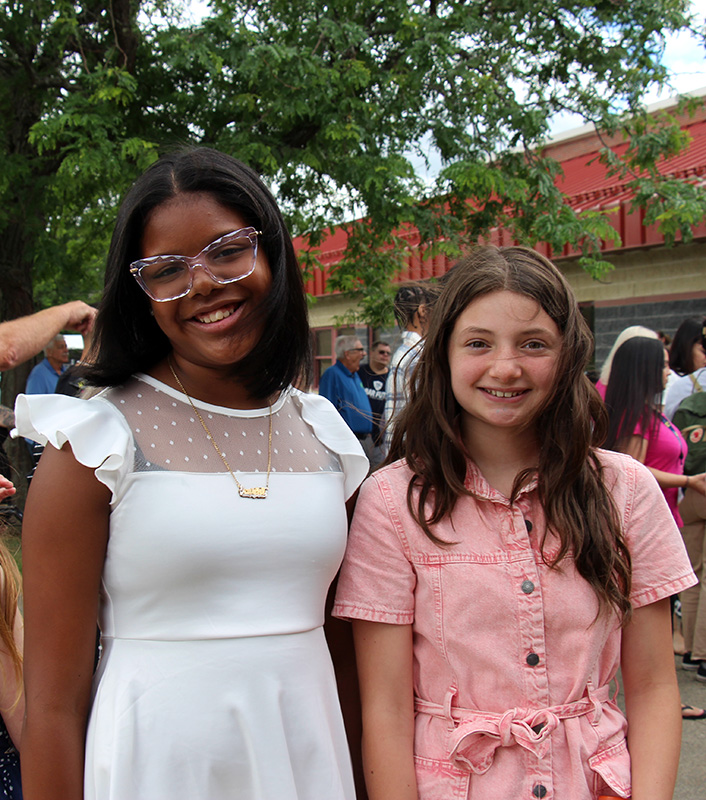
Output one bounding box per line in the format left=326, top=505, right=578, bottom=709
left=16, top=148, right=368, bottom=800
left=334, top=247, right=695, bottom=799
left=605, top=336, right=706, bottom=525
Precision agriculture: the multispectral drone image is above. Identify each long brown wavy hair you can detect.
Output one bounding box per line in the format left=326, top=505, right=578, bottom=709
left=0, top=534, right=22, bottom=709
left=387, top=246, right=632, bottom=621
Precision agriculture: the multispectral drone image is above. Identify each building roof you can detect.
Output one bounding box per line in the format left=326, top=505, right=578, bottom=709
left=297, top=99, right=706, bottom=298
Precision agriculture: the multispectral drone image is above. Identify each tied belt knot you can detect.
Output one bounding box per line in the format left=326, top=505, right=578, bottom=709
left=415, top=682, right=610, bottom=775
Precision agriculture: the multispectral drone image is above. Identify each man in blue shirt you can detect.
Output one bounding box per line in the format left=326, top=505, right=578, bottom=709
left=25, top=334, right=69, bottom=394
left=319, top=336, right=373, bottom=451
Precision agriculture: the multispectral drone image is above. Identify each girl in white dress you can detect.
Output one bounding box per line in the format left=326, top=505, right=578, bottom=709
left=17, top=148, right=368, bottom=800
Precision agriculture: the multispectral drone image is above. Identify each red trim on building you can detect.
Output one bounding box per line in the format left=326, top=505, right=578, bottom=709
left=295, top=112, right=706, bottom=298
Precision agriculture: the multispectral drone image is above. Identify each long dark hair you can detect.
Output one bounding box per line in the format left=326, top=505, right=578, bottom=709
left=669, top=317, right=705, bottom=376
left=86, top=147, right=311, bottom=398
left=604, top=337, right=665, bottom=452
left=388, top=246, right=632, bottom=621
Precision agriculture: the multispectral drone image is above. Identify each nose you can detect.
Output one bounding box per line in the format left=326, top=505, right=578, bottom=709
left=188, top=262, right=219, bottom=296
left=487, top=348, right=522, bottom=382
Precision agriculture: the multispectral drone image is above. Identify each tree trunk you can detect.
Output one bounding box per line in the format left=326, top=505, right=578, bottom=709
left=0, top=229, right=38, bottom=501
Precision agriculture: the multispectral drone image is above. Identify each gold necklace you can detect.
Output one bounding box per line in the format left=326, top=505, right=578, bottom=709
left=168, top=359, right=273, bottom=499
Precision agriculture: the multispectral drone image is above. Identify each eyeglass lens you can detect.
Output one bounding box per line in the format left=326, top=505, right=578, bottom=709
left=134, top=229, right=257, bottom=301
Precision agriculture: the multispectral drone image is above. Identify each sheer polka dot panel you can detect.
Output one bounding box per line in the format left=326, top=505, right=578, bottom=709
left=107, top=381, right=341, bottom=475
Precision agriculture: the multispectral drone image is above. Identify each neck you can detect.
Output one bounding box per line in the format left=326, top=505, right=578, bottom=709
left=462, top=422, right=541, bottom=498
left=155, top=355, right=271, bottom=410
left=369, top=363, right=388, bottom=374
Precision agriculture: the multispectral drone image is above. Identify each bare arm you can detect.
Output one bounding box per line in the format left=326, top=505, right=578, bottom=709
left=21, top=443, right=110, bottom=800
left=0, top=302, right=96, bottom=372
left=352, top=620, right=417, bottom=800
left=621, top=598, right=681, bottom=800
left=624, top=436, right=706, bottom=494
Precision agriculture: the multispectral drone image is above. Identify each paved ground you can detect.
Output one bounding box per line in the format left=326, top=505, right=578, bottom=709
left=615, top=656, right=706, bottom=799
left=674, top=655, right=706, bottom=800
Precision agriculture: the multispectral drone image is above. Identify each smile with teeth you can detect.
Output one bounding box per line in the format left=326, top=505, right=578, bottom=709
left=482, top=388, right=528, bottom=398
left=194, top=305, right=239, bottom=324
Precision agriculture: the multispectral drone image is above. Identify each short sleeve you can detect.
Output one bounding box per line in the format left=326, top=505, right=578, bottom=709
left=13, top=393, right=133, bottom=503
left=621, top=457, right=697, bottom=608
left=293, top=390, right=368, bottom=499
left=333, top=471, right=416, bottom=624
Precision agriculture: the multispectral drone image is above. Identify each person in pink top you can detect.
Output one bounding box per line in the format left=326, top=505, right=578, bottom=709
left=604, top=337, right=706, bottom=526
left=333, top=246, right=697, bottom=800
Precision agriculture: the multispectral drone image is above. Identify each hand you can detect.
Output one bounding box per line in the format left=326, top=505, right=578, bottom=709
left=686, top=472, right=706, bottom=496
left=0, top=476, right=16, bottom=502
left=62, top=301, right=97, bottom=335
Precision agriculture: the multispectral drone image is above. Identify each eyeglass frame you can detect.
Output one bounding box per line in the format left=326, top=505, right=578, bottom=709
left=129, top=227, right=262, bottom=302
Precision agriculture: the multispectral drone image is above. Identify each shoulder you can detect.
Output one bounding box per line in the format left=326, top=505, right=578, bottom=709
left=319, top=363, right=341, bottom=385
left=290, top=388, right=369, bottom=496
left=14, top=390, right=135, bottom=500
left=592, top=447, right=665, bottom=511
left=360, top=459, right=414, bottom=501
left=593, top=447, right=643, bottom=479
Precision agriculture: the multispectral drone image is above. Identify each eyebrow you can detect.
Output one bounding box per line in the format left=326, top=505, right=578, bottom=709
left=459, top=326, right=556, bottom=337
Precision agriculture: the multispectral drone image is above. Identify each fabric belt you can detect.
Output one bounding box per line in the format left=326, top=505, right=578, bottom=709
left=415, top=682, right=611, bottom=775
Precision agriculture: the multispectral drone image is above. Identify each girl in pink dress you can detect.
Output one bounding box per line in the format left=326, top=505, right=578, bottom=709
left=334, top=247, right=696, bottom=800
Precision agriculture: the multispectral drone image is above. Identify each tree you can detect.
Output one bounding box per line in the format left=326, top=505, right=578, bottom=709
left=1, top=0, right=704, bottom=403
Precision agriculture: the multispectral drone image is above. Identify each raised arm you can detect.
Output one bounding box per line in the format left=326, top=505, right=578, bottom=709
left=0, top=302, right=96, bottom=372
left=352, top=619, right=417, bottom=800
left=21, top=443, right=110, bottom=800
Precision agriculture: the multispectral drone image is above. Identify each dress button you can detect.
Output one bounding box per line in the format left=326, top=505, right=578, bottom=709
left=521, top=579, right=535, bottom=594
left=525, top=519, right=533, bottom=532
left=526, top=652, right=540, bottom=666
left=532, top=785, right=547, bottom=798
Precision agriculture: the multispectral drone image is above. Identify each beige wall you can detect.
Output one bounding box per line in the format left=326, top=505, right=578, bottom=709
left=559, top=240, right=706, bottom=305
left=307, top=293, right=354, bottom=329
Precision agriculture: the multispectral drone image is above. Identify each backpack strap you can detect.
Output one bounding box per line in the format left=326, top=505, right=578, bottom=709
left=689, top=373, right=703, bottom=393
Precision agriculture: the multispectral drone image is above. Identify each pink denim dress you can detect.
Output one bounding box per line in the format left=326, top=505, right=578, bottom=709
left=333, top=449, right=696, bottom=800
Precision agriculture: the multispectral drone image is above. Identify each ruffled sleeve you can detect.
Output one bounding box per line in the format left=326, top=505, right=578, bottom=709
left=292, top=389, right=369, bottom=499
left=13, top=393, right=134, bottom=503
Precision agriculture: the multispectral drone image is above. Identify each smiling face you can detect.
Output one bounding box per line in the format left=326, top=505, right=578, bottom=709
left=141, top=192, right=271, bottom=379
left=340, top=340, right=366, bottom=373
left=447, top=290, right=562, bottom=447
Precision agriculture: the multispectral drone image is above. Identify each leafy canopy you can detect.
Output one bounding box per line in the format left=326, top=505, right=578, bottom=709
left=1, top=0, right=704, bottom=330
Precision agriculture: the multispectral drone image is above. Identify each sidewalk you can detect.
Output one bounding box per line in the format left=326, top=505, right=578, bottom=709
left=674, top=655, right=706, bottom=800
left=614, top=656, right=705, bottom=799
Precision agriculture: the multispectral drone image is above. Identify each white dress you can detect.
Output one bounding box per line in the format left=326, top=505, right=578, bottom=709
left=15, top=375, right=369, bottom=800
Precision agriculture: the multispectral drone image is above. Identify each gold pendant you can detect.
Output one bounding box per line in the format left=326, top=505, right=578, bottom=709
left=238, top=486, right=268, bottom=499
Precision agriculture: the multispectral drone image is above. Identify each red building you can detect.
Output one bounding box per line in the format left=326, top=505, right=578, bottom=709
left=295, top=92, right=706, bottom=383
